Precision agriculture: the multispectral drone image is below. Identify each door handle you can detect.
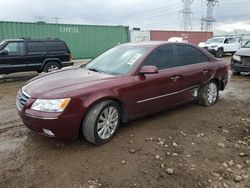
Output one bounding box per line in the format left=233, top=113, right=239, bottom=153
left=171, top=76, right=180, bottom=82
left=203, top=69, right=208, bottom=73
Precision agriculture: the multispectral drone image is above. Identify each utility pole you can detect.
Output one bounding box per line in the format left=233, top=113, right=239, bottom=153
left=201, top=0, right=219, bottom=31
left=52, top=17, right=61, bottom=24
left=180, top=0, right=193, bottom=31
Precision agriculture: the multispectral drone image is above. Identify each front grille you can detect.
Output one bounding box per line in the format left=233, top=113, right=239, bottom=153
left=242, top=56, right=250, bottom=65
left=16, top=89, right=30, bottom=110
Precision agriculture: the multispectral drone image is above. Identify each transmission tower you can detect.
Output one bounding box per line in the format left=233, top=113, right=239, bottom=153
left=201, top=0, right=219, bottom=31
left=180, top=0, right=193, bottom=31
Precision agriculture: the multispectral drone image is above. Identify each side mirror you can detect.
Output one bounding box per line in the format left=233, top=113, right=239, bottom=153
left=0, top=49, right=8, bottom=55
left=139, top=65, right=159, bottom=74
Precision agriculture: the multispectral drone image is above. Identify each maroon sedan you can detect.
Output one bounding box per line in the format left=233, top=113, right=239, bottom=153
left=16, top=42, right=229, bottom=144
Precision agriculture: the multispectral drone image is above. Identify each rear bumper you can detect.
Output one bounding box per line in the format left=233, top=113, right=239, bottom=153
left=221, top=74, right=229, bottom=90
left=231, top=59, right=250, bottom=73
left=61, top=61, right=74, bottom=67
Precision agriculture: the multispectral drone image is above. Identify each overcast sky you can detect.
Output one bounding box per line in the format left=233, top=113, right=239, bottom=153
left=0, top=0, right=250, bottom=31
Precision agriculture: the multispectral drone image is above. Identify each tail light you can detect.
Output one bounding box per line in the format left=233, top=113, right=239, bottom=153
left=69, top=53, right=72, bottom=60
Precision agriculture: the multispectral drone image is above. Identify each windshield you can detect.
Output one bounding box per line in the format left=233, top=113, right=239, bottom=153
left=206, top=38, right=224, bottom=44
left=0, top=40, right=6, bottom=49
left=85, top=45, right=149, bottom=75
left=244, top=41, right=250, bottom=48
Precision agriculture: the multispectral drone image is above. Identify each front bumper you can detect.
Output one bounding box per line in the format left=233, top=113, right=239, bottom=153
left=205, top=48, right=217, bottom=56
left=231, top=59, right=250, bottom=73
left=17, top=108, right=83, bottom=141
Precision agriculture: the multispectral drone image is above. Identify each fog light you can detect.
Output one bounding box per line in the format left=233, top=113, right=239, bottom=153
left=43, top=129, right=55, bottom=136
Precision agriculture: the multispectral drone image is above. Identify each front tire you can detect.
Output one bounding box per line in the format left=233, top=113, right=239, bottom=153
left=216, top=48, right=224, bottom=58
left=82, top=100, right=121, bottom=145
left=198, top=81, right=219, bottom=106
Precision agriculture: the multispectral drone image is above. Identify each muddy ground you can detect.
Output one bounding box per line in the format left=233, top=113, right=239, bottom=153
left=0, top=58, right=250, bottom=188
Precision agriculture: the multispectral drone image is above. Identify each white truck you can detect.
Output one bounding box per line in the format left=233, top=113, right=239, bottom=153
left=199, top=37, right=242, bottom=58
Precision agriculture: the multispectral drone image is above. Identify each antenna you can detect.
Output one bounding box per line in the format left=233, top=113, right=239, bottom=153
left=201, top=0, right=219, bottom=31
left=179, top=0, right=194, bottom=31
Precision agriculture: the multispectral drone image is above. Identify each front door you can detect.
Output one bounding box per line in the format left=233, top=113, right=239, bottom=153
left=0, top=41, right=26, bottom=73
left=129, top=45, right=182, bottom=117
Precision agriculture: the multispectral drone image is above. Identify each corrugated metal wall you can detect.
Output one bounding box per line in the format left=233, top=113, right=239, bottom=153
left=150, top=30, right=213, bottom=45
left=130, top=30, right=150, bottom=42
left=0, top=21, right=129, bottom=59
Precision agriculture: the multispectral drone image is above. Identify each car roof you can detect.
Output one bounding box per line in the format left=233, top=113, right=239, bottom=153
left=3, top=38, right=63, bottom=42
left=120, top=41, right=181, bottom=48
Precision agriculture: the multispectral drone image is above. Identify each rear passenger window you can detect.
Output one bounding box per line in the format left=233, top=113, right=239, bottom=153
left=198, top=51, right=210, bottom=63
left=46, top=42, right=67, bottom=52
left=176, top=45, right=208, bottom=66
left=143, top=45, right=175, bottom=70
left=27, top=42, right=45, bottom=53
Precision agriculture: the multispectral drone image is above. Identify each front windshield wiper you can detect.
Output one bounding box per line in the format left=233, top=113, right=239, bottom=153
left=87, top=68, right=106, bottom=74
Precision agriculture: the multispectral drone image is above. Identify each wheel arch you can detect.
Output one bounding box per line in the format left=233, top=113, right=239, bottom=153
left=41, top=59, right=62, bottom=70
left=79, top=96, right=128, bottom=138
left=209, top=77, right=224, bottom=91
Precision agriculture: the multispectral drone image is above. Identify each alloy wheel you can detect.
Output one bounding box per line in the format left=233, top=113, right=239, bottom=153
left=207, top=82, right=218, bottom=104
left=97, top=106, right=119, bottom=140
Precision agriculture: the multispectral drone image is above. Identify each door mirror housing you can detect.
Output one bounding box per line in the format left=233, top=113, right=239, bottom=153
left=0, top=49, right=8, bottom=55
left=139, top=66, right=159, bottom=74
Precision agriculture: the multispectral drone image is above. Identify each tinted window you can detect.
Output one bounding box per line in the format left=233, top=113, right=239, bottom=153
left=27, top=42, right=45, bottom=53
left=46, top=41, right=67, bottom=52
left=176, top=45, right=207, bottom=66
left=143, top=45, right=174, bottom=70
left=4, top=42, right=25, bottom=55
left=198, top=50, right=210, bottom=63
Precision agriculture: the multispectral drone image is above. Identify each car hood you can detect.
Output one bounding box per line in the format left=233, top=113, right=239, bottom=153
left=235, top=48, right=250, bottom=56
left=23, top=68, right=119, bottom=98
left=204, top=42, right=220, bottom=47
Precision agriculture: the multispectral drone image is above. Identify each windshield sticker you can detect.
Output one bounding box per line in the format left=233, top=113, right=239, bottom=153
left=127, top=54, right=143, bottom=65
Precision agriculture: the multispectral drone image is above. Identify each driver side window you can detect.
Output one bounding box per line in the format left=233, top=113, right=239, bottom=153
left=143, top=45, right=175, bottom=70
left=4, top=42, right=25, bottom=55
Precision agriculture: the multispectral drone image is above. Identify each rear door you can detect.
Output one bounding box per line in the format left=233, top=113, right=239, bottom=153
left=174, top=44, right=211, bottom=101
left=228, top=37, right=241, bottom=52
left=46, top=41, right=69, bottom=62
left=0, top=41, right=26, bottom=73
left=26, top=41, right=46, bottom=71
left=130, top=45, right=182, bottom=116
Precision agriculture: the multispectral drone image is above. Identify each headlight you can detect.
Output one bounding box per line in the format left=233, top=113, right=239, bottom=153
left=233, top=54, right=241, bottom=61
left=31, top=98, right=70, bottom=112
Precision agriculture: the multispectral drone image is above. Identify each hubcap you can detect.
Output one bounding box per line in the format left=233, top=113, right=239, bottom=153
left=207, top=82, right=218, bottom=104
left=97, top=106, right=119, bottom=140
left=48, top=65, right=59, bottom=72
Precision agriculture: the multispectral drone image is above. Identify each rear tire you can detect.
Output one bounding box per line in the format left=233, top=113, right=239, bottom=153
left=232, top=71, right=241, bottom=75
left=198, top=81, right=219, bottom=106
left=43, top=62, right=61, bottom=73
left=216, top=48, right=224, bottom=58
left=82, top=100, right=121, bottom=145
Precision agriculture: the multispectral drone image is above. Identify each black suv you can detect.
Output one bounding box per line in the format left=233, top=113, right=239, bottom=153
left=0, top=38, right=73, bottom=74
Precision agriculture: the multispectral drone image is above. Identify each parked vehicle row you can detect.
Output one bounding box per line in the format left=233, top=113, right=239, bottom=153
left=231, top=40, right=250, bottom=75
left=16, top=42, right=229, bottom=144
left=199, top=37, right=242, bottom=58
left=0, top=38, right=73, bottom=74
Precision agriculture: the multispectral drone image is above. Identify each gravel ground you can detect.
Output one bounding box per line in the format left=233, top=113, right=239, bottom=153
left=0, top=57, right=250, bottom=188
